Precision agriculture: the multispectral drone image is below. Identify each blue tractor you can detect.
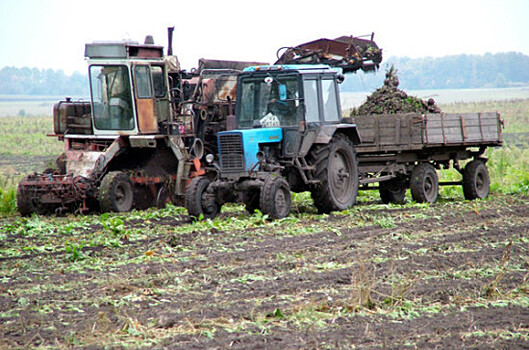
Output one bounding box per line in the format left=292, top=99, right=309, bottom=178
left=185, top=64, right=363, bottom=219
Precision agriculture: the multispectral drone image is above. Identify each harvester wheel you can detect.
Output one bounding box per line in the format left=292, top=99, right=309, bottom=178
left=462, top=159, right=490, bottom=200
left=185, top=176, right=219, bottom=220
left=309, top=134, right=359, bottom=213
left=259, top=176, right=291, bottom=219
left=379, top=178, right=407, bottom=204
left=99, top=171, right=134, bottom=212
left=410, top=163, right=438, bottom=203
left=17, top=184, right=45, bottom=216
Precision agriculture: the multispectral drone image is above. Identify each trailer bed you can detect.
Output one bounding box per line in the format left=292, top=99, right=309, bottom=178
left=352, top=112, right=503, bottom=154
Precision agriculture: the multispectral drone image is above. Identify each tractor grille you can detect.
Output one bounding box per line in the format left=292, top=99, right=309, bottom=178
left=219, top=133, right=244, bottom=171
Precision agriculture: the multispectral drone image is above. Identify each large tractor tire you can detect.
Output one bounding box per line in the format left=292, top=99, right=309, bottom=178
left=379, top=177, right=407, bottom=204
left=185, top=176, right=219, bottom=220
left=259, top=176, right=291, bottom=219
left=462, top=159, right=490, bottom=200
left=309, top=133, right=359, bottom=213
left=410, top=163, right=439, bottom=203
left=99, top=171, right=134, bottom=212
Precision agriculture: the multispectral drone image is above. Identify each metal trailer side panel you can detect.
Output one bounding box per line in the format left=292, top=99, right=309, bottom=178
left=352, top=112, right=502, bottom=155
left=424, top=112, right=502, bottom=146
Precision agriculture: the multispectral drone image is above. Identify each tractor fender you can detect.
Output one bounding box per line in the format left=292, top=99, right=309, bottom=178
left=314, top=124, right=362, bottom=145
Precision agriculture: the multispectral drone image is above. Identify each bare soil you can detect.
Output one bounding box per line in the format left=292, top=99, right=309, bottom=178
left=0, top=186, right=528, bottom=348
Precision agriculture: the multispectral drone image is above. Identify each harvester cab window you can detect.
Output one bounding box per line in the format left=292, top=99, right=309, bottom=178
left=322, top=78, right=339, bottom=122
left=89, top=65, right=134, bottom=130
left=134, top=65, right=153, bottom=99
left=237, top=74, right=300, bottom=128
left=151, top=66, right=166, bottom=98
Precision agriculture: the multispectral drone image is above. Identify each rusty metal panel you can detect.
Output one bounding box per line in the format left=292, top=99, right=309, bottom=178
left=136, top=98, right=158, bottom=134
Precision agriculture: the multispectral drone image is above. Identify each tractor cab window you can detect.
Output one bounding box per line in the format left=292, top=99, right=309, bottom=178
left=322, top=78, right=339, bottom=121
left=237, top=74, right=300, bottom=128
left=89, top=65, right=134, bottom=130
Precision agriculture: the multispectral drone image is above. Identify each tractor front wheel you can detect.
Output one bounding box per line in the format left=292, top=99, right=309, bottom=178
left=185, top=176, right=219, bottom=220
left=259, top=176, right=291, bottom=219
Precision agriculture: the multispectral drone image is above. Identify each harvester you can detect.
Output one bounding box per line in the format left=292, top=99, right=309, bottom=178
left=17, top=28, right=265, bottom=215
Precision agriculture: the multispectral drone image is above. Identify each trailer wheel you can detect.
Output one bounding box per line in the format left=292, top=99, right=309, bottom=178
left=410, top=163, right=439, bottom=203
left=463, top=159, right=490, bottom=200
left=310, top=134, right=359, bottom=213
left=185, top=176, right=219, bottom=220
left=99, top=171, right=134, bottom=212
left=379, top=178, right=406, bottom=204
left=260, top=176, right=291, bottom=219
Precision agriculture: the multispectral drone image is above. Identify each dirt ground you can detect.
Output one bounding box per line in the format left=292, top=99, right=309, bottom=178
left=0, top=188, right=528, bottom=348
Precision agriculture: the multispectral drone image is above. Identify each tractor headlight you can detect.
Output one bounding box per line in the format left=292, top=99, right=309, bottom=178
left=205, top=154, right=215, bottom=164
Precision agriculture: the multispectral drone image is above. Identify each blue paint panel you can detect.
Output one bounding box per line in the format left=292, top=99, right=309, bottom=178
left=218, top=128, right=282, bottom=171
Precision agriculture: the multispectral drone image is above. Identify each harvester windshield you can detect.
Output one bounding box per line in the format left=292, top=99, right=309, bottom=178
left=89, top=65, right=134, bottom=130
left=237, top=74, right=300, bottom=128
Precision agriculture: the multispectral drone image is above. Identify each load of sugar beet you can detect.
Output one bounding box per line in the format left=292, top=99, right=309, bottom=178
left=350, top=65, right=441, bottom=116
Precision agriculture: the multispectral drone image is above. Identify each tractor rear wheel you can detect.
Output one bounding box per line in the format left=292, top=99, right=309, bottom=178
left=99, top=171, right=134, bottom=212
left=185, top=176, right=219, bottom=220
left=259, top=176, right=291, bottom=219
left=310, top=134, right=359, bottom=213
left=462, top=159, right=490, bottom=200
left=410, top=163, right=438, bottom=203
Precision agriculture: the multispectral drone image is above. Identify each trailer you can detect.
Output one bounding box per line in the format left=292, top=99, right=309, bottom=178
left=352, top=112, right=503, bottom=203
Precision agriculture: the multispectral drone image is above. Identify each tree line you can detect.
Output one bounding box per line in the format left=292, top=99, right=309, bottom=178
left=1, top=52, right=528, bottom=95
left=0, top=67, right=88, bottom=96
left=342, top=51, right=529, bottom=91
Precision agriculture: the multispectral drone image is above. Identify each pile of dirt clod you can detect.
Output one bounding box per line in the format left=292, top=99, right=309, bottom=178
left=350, top=66, right=441, bottom=116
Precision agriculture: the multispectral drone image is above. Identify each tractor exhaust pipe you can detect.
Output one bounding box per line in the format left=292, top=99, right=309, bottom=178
left=167, top=26, right=174, bottom=56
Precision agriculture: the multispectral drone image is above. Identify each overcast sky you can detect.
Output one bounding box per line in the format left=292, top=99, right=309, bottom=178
left=1, top=0, right=528, bottom=75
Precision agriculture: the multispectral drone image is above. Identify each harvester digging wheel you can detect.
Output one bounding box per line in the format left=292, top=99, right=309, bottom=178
left=410, top=163, right=439, bottom=203
left=310, top=134, right=359, bottom=213
left=462, top=159, right=490, bottom=200
left=99, top=171, right=134, bottom=212
left=259, top=176, right=291, bottom=219
left=185, top=176, right=219, bottom=220
left=17, top=184, right=46, bottom=216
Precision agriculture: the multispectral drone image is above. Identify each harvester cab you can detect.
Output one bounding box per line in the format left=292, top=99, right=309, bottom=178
left=186, top=64, right=361, bottom=220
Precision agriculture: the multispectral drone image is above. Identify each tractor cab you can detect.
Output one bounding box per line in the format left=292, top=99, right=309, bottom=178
left=217, top=64, right=347, bottom=173
left=85, top=40, right=173, bottom=136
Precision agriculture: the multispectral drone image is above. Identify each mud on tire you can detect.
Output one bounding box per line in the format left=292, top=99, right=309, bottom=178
left=259, top=176, right=291, bottom=219
left=462, top=159, right=490, bottom=200
left=309, top=133, right=359, bottom=213
left=99, top=171, right=134, bottom=213
left=410, top=163, right=438, bottom=203
left=185, top=176, right=219, bottom=220
left=379, top=177, right=407, bottom=204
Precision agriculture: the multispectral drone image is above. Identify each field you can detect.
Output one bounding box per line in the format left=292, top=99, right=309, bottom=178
left=0, top=99, right=528, bottom=348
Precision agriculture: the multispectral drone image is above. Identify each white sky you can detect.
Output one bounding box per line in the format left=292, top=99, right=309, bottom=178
left=0, top=0, right=528, bottom=75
